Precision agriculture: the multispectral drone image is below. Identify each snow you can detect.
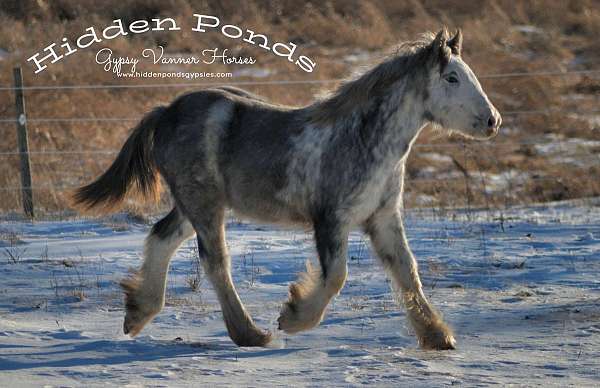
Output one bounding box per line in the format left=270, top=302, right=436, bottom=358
left=343, top=51, right=373, bottom=64
left=420, top=152, right=453, bottom=164
left=513, top=25, right=545, bottom=35
left=534, top=134, right=600, bottom=156
left=1, top=203, right=599, bottom=386
left=479, top=170, right=531, bottom=193
left=0, top=48, right=9, bottom=61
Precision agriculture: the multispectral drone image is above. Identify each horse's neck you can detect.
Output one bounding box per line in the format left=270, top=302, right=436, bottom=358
left=310, top=80, right=427, bottom=173
left=365, top=85, right=427, bottom=164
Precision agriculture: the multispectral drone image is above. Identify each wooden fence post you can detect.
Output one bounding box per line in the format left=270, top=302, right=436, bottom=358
left=13, top=67, right=34, bottom=219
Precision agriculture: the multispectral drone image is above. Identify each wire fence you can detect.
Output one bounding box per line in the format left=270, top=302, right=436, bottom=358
left=0, top=136, right=594, bottom=206
left=0, top=67, right=598, bottom=91
left=0, top=67, right=597, bottom=125
left=1, top=108, right=599, bottom=124
left=0, top=136, right=591, bottom=154
left=1, top=66, right=599, bottom=216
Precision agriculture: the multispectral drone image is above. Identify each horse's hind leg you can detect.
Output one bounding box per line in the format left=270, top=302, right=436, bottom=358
left=122, top=207, right=195, bottom=336
left=189, top=204, right=271, bottom=347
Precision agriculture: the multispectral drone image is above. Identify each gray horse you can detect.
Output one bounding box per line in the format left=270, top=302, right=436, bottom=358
left=73, top=28, right=501, bottom=350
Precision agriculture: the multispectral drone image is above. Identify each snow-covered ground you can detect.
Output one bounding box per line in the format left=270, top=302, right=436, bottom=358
left=1, top=203, right=599, bottom=386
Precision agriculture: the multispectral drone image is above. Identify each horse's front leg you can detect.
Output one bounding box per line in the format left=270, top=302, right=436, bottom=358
left=278, top=217, right=349, bottom=334
left=365, top=210, right=456, bottom=350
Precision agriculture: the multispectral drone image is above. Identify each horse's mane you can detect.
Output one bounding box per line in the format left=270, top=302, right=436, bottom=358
left=308, top=29, right=461, bottom=126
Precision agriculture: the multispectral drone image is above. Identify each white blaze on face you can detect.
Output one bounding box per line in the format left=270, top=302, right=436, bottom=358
left=427, top=55, right=501, bottom=139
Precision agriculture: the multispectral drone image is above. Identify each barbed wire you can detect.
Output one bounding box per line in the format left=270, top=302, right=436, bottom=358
left=0, top=175, right=563, bottom=192
left=0, top=117, right=138, bottom=123
left=0, top=107, right=598, bottom=124
left=0, top=68, right=597, bottom=92
left=479, top=69, right=600, bottom=79
left=0, top=68, right=596, bottom=213
left=0, top=150, right=118, bottom=156
left=2, top=135, right=599, bottom=156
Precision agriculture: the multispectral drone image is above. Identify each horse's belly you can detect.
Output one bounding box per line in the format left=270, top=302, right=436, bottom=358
left=227, top=188, right=310, bottom=226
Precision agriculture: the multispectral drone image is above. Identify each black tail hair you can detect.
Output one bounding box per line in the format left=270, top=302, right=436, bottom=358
left=71, top=106, right=166, bottom=213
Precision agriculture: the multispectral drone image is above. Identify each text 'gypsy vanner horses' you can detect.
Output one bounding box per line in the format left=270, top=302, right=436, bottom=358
left=73, top=28, right=501, bottom=350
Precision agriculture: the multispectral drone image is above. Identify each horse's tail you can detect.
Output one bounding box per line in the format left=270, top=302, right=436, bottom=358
left=71, top=106, right=167, bottom=214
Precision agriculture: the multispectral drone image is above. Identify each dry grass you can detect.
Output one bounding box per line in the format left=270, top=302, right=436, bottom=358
left=0, top=0, right=599, bottom=214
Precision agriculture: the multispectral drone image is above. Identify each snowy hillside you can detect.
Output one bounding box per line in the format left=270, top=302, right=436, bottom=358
left=1, top=203, right=599, bottom=386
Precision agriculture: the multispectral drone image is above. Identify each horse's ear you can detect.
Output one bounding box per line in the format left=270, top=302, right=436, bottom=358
left=448, top=29, right=462, bottom=56
left=430, top=28, right=451, bottom=71
left=432, top=28, right=449, bottom=52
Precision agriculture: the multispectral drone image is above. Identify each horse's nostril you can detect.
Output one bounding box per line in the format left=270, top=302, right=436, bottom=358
left=487, top=116, right=496, bottom=128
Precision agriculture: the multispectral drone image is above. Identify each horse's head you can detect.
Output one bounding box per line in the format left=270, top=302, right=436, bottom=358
left=424, top=29, right=501, bottom=139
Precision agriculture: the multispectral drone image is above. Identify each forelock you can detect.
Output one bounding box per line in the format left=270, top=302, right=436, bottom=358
left=396, top=31, right=452, bottom=74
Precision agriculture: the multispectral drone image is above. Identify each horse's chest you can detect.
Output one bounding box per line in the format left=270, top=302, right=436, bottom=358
left=347, top=170, right=393, bottom=224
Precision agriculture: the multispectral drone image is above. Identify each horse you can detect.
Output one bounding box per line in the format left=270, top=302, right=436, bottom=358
left=72, top=28, right=501, bottom=350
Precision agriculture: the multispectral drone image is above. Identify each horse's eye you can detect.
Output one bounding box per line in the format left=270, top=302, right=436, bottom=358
left=445, top=75, right=459, bottom=84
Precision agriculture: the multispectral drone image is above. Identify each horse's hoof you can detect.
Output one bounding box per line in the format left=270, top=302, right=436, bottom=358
left=229, top=328, right=273, bottom=347
left=278, top=302, right=302, bottom=334
left=123, top=314, right=152, bottom=337
left=277, top=301, right=323, bottom=334
left=419, top=332, right=456, bottom=350
left=120, top=275, right=160, bottom=337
